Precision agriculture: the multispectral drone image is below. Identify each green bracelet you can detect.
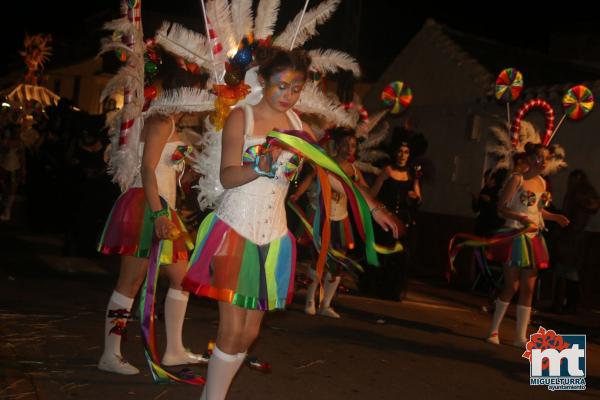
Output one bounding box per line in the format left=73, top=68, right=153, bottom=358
left=151, top=208, right=169, bottom=221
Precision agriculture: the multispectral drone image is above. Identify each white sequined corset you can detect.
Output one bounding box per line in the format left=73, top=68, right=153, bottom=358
left=215, top=105, right=302, bottom=245
left=504, top=174, right=549, bottom=236
left=216, top=137, right=295, bottom=245
left=130, top=141, right=185, bottom=208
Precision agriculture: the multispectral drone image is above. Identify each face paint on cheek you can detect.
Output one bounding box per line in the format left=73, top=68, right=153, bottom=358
left=267, top=71, right=305, bottom=106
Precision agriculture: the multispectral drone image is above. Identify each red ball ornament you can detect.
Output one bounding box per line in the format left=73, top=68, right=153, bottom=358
left=144, top=85, right=158, bottom=100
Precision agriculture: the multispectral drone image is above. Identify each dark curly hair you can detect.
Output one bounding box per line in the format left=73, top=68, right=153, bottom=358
left=255, top=45, right=311, bottom=81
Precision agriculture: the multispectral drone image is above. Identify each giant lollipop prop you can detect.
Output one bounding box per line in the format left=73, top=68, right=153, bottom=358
left=381, top=81, right=413, bottom=114
left=547, top=85, right=595, bottom=145
left=495, top=68, right=523, bottom=128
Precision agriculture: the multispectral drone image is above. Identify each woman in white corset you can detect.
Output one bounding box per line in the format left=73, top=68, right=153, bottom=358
left=486, top=142, right=569, bottom=347
left=184, top=47, right=400, bottom=400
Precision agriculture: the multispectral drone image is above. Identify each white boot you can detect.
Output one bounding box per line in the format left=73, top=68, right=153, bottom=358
left=200, top=346, right=246, bottom=400
left=486, top=299, right=509, bottom=345
left=513, top=305, right=531, bottom=348
left=318, top=273, right=341, bottom=319
left=304, top=268, right=318, bottom=315
left=161, top=288, right=204, bottom=366
left=98, top=291, right=139, bottom=375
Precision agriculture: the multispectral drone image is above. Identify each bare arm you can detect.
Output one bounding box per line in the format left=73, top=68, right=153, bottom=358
left=290, top=165, right=316, bottom=201
left=411, top=178, right=422, bottom=201
left=355, top=166, right=370, bottom=191
left=140, top=116, right=177, bottom=239
left=542, top=209, right=570, bottom=227
left=355, top=182, right=402, bottom=239
left=288, top=121, right=318, bottom=201
left=219, top=108, right=265, bottom=189
left=497, top=174, right=530, bottom=224
left=141, top=116, right=172, bottom=213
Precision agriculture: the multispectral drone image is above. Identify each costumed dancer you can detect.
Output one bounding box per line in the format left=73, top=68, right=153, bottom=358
left=291, top=125, right=385, bottom=318
left=485, top=142, right=569, bottom=346
left=96, top=4, right=213, bottom=374
left=451, top=81, right=577, bottom=346
left=185, top=47, right=400, bottom=400
left=154, top=1, right=399, bottom=397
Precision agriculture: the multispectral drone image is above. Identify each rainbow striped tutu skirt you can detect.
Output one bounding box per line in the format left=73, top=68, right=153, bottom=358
left=182, top=212, right=296, bottom=311
left=97, top=188, right=193, bottom=265
left=487, top=231, right=549, bottom=270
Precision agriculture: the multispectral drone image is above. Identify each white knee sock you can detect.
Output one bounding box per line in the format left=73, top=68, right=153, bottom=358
left=320, top=272, right=341, bottom=310
left=163, top=288, right=190, bottom=360
left=515, top=305, right=531, bottom=343
left=102, top=291, right=134, bottom=358
left=200, top=346, right=246, bottom=400
left=488, top=299, right=510, bottom=335
left=305, top=268, right=318, bottom=306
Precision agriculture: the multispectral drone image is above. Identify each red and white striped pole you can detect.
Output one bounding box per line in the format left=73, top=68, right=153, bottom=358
left=118, top=0, right=142, bottom=146
left=200, top=1, right=223, bottom=84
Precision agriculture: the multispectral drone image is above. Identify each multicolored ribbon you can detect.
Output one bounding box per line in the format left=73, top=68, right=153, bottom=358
left=242, top=144, right=303, bottom=181
left=447, top=225, right=537, bottom=282
left=139, top=230, right=205, bottom=385
left=264, top=129, right=405, bottom=281
left=267, top=129, right=383, bottom=264
left=287, top=200, right=365, bottom=276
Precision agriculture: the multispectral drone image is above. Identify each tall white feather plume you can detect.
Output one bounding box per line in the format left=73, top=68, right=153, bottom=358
left=359, top=122, right=390, bottom=151
left=193, top=118, right=224, bottom=210
left=486, top=125, right=514, bottom=171
left=308, top=49, right=361, bottom=77
left=100, top=65, right=144, bottom=103
left=489, top=125, right=511, bottom=147
left=155, top=21, right=213, bottom=69
left=360, top=149, right=389, bottom=163
left=355, top=161, right=382, bottom=175
left=544, top=144, right=568, bottom=176
left=99, top=41, right=144, bottom=68
left=274, top=0, right=340, bottom=49
left=107, top=116, right=144, bottom=192
left=295, top=82, right=353, bottom=127
left=205, top=0, right=237, bottom=57
left=518, top=120, right=541, bottom=152
left=103, top=18, right=137, bottom=38
left=144, top=88, right=216, bottom=118
left=254, top=0, right=280, bottom=40
left=356, top=109, right=388, bottom=138
left=101, top=14, right=145, bottom=192
left=231, top=0, right=254, bottom=44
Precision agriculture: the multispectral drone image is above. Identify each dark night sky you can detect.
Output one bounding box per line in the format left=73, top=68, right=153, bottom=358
left=3, top=1, right=600, bottom=81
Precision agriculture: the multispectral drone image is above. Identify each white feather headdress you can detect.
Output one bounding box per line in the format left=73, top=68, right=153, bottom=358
left=486, top=120, right=567, bottom=175
left=151, top=0, right=361, bottom=210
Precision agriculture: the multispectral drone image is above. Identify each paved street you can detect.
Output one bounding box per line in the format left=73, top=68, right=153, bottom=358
left=1, top=228, right=598, bottom=399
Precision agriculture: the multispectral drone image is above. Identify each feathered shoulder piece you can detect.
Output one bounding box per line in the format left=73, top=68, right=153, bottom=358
left=144, top=88, right=216, bottom=118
